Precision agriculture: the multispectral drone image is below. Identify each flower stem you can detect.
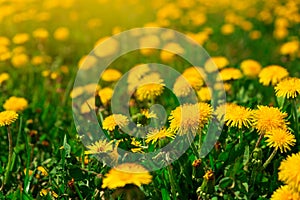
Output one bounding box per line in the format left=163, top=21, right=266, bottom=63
left=263, top=149, right=277, bottom=169
left=292, top=99, right=299, bottom=150
left=4, top=125, right=13, bottom=185
left=255, top=132, right=264, bottom=148
left=167, top=165, right=180, bottom=199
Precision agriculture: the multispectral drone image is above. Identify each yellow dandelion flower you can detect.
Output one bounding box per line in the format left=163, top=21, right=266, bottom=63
left=101, top=69, right=122, bottom=82
left=139, top=33, right=160, bottom=55
left=84, top=140, right=113, bottom=154
left=249, top=30, right=261, bottom=40
left=145, top=128, right=175, bottom=144
left=84, top=83, right=100, bottom=94
left=160, top=42, right=184, bottom=62
left=221, top=24, right=235, bottom=35
left=275, top=77, right=300, bottom=99
left=40, top=189, right=49, bottom=197
left=173, top=75, right=194, bottom=97
left=278, top=153, right=300, bottom=193
left=53, top=27, right=69, bottom=41
left=80, top=97, right=95, bottom=114
left=280, top=40, right=299, bottom=56
left=136, top=83, right=165, bottom=101
left=271, top=185, right=300, bottom=200
left=98, top=87, right=113, bottom=105
left=31, top=56, right=44, bottom=65
left=130, top=138, right=143, bottom=153
left=205, top=57, right=229, bottom=72
left=224, top=104, right=253, bottom=129
left=240, top=59, right=262, bottom=77
left=259, top=65, right=289, bottom=86
left=265, top=129, right=296, bottom=153
left=203, top=169, right=214, bottom=180
left=182, top=67, right=204, bottom=91
left=12, top=46, right=26, bottom=54
left=37, top=166, right=48, bottom=176
left=0, top=111, right=18, bottom=127
left=183, top=67, right=207, bottom=80
left=78, top=55, right=97, bottom=70
left=94, top=37, right=119, bottom=57
left=11, top=53, right=29, bottom=68
left=169, top=103, right=212, bottom=135
left=219, top=68, right=242, bottom=81
left=102, top=163, right=152, bottom=189
left=12, top=33, right=30, bottom=44
left=141, top=109, right=157, bottom=119
left=0, top=73, right=9, bottom=85
left=127, top=64, right=150, bottom=85
left=197, top=87, right=211, bottom=102
left=102, top=114, right=129, bottom=131
left=3, top=96, right=28, bottom=112
left=0, top=36, right=10, bottom=46
left=70, top=87, right=84, bottom=98
left=33, top=28, right=49, bottom=40
left=252, top=105, right=288, bottom=134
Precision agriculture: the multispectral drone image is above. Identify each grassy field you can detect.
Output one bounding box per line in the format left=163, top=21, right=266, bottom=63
left=0, top=0, right=300, bottom=199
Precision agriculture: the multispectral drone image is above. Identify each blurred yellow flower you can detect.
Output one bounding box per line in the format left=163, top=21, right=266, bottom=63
left=275, top=77, right=300, bottom=99
left=173, top=76, right=194, bottom=97
left=4, top=96, right=28, bottom=112
left=280, top=40, right=299, bottom=56
left=278, top=153, right=300, bottom=193
left=273, top=28, right=288, bottom=40
left=169, top=103, right=212, bottom=135
left=219, top=68, right=242, bottom=81
left=101, top=69, right=122, bottom=82
left=259, top=65, right=289, bottom=86
left=0, top=111, right=18, bottom=127
left=12, top=33, right=30, bottom=44
left=33, top=28, right=49, bottom=40
left=265, top=129, right=296, bottom=153
left=53, top=27, right=69, bottom=41
left=249, top=30, right=261, bottom=40
left=0, top=73, right=9, bottom=85
left=197, top=87, right=211, bottom=102
left=146, top=127, right=175, bottom=144
left=182, top=67, right=204, bottom=90
left=0, top=36, right=10, bottom=46
left=205, top=56, right=229, bottom=72
left=240, top=59, right=262, bottom=77
left=80, top=97, right=95, bottom=114
left=102, top=114, right=129, bottom=131
left=78, top=55, right=97, bottom=70
left=271, top=185, right=300, bottom=200
left=11, top=53, right=29, bottom=67
left=252, top=105, right=288, bottom=134
left=98, top=87, right=113, bottom=105
left=102, top=163, right=152, bottom=189
left=70, top=87, right=84, bottom=98
left=94, top=37, right=119, bottom=57
left=221, top=24, right=235, bottom=35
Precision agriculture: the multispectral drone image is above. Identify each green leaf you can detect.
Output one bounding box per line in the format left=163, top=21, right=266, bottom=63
left=63, top=134, right=71, bottom=158
left=219, top=177, right=234, bottom=190
left=161, top=188, right=171, bottom=200
left=243, top=145, right=250, bottom=165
